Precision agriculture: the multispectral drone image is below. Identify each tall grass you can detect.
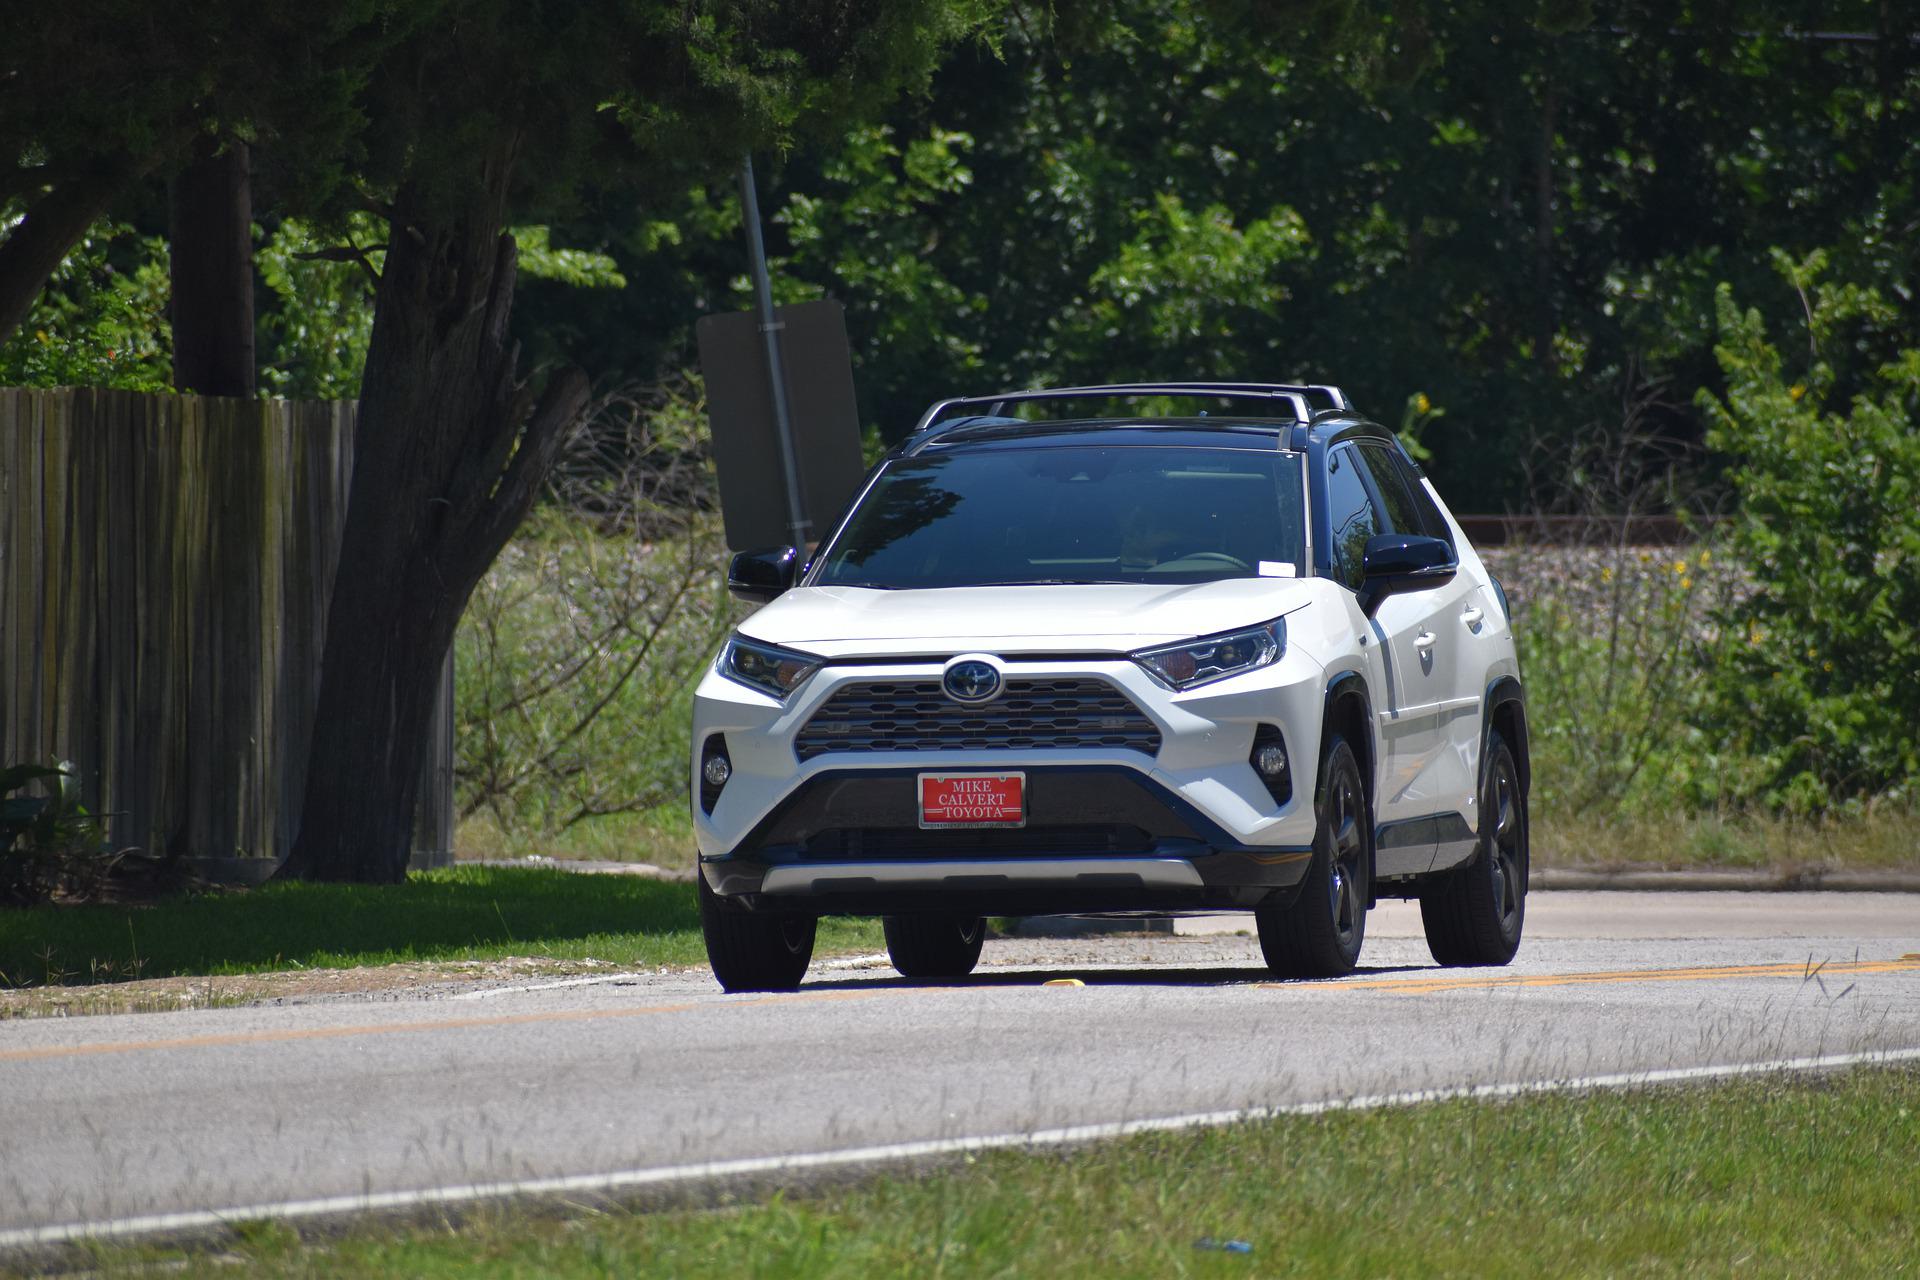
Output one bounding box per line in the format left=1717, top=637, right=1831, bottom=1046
left=453, top=382, right=736, bottom=864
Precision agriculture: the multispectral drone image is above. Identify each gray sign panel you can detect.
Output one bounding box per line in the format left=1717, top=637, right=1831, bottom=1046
left=696, top=299, right=866, bottom=551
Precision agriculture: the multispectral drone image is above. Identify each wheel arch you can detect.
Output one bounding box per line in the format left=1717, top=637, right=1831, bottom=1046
left=1482, top=676, right=1530, bottom=798
left=1322, top=668, right=1378, bottom=907
left=1320, top=670, right=1376, bottom=800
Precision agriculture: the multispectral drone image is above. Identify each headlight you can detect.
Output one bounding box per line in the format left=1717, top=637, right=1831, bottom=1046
left=1132, top=619, right=1285, bottom=691
left=719, top=634, right=822, bottom=700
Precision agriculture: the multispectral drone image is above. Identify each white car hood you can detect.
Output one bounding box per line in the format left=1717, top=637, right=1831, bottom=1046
left=739, top=579, right=1317, bottom=657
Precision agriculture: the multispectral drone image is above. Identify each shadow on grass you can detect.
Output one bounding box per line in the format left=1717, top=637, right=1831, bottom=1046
left=0, top=866, right=702, bottom=988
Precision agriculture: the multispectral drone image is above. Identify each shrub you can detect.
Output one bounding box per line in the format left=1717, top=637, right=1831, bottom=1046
left=454, top=382, right=736, bottom=843
left=1, top=762, right=113, bottom=905
left=1696, top=252, right=1920, bottom=810
left=1514, top=545, right=1745, bottom=818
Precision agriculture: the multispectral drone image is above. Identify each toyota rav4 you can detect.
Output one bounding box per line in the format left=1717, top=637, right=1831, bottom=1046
left=691, top=383, right=1529, bottom=991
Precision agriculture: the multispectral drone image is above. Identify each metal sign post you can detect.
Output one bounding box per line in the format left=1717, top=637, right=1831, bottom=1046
left=736, top=155, right=812, bottom=547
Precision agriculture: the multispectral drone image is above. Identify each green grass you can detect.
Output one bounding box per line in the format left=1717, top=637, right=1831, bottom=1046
left=455, top=803, right=698, bottom=870
left=1535, top=805, right=1920, bottom=873
left=75, top=1067, right=1920, bottom=1277
left=0, top=866, right=880, bottom=989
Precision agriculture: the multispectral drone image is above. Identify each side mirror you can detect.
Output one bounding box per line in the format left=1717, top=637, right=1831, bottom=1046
left=727, top=546, right=802, bottom=603
left=1358, top=533, right=1457, bottom=617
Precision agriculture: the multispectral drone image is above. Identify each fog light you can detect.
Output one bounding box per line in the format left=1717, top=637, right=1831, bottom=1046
left=1249, top=725, right=1292, bottom=807
left=699, top=735, right=732, bottom=814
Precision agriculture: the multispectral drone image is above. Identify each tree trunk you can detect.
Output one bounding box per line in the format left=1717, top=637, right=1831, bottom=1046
left=0, top=159, right=147, bottom=345
left=169, top=136, right=256, bottom=396
left=276, top=161, right=590, bottom=884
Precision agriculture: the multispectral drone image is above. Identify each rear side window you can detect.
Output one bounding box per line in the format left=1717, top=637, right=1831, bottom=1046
left=1324, top=445, right=1382, bottom=590
left=1355, top=444, right=1422, bottom=536
left=1358, top=442, right=1453, bottom=549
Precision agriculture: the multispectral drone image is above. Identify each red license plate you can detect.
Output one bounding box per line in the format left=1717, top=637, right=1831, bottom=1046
left=918, top=772, right=1026, bottom=828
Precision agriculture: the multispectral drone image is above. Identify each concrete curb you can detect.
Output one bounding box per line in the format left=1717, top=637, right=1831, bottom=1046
left=1005, top=866, right=1920, bottom=939
left=1533, top=866, right=1920, bottom=894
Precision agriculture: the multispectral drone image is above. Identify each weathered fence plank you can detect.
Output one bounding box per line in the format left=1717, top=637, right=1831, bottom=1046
left=0, top=387, right=452, bottom=870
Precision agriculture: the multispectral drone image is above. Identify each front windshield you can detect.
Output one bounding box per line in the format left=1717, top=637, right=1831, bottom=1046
left=813, top=444, right=1307, bottom=590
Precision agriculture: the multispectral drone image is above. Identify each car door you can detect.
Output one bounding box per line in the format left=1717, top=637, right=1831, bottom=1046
left=1356, top=443, right=1483, bottom=832
left=1401, top=461, right=1507, bottom=845
left=1324, top=443, right=1438, bottom=872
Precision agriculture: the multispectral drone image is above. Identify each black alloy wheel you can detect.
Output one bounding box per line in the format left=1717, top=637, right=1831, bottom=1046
left=1257, top=734, right=1370, bottom=977
left=883, top=914, right=987, bottom=979
left=1419, top=728, right=1527, bottom=966
left=698, top=872, right=817, bottom=992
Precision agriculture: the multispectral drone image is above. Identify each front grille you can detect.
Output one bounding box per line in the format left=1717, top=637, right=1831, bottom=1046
left=795, top=678, right=1161, bottom=761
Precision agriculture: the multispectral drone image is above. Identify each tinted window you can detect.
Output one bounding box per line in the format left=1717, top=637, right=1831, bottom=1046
left=813, top=445, right=1307, bottom=589
left=1324, top=445, right=1382, bottom=590
left=1401, top=464, right=1455, bottom=547
left=1356, top=443, right=1422, bottom=536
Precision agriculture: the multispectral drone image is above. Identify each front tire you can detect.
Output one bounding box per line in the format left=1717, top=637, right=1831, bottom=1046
left=883, top=914, right=986, bottom=979
left=699, top=873, right=816, bottom=992
left=1419, top=729, right=1527, bottom=967
left=1258, top=735, right=1371, bottom=978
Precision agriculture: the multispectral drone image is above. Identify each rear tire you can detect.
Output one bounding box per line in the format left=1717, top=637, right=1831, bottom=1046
left=883, top=914, right=986, bottom=978
left=1419, top=729, right=1527, bottom=967
left=1258, top=735, right=1370, bottom=978
left=699, top=873, right=816, bottom=992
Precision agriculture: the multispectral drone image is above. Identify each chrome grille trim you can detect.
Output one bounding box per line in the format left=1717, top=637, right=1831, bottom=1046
left=795, top=677, right=1161, bottom=761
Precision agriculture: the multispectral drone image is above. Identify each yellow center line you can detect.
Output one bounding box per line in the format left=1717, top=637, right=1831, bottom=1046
left=1260, top=957, right=1920, bottom=996
left=0, top=987, right=890, bottom=1065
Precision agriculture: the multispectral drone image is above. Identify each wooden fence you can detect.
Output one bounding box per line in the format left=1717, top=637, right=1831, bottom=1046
left=0, top=387, right=452, bottom=871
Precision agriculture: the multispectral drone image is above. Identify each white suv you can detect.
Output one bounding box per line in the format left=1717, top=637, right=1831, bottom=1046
left=691, top=384, right=1529, bottom=991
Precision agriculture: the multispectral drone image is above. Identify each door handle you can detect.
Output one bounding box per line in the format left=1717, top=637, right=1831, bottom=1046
left=1461, top=607, right=1484, bottom=627
left=1413, top=631, right=1436, bottom=651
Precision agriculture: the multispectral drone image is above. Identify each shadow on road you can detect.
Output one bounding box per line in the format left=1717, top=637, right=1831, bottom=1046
left=802, top=962, right=1431, bottom=992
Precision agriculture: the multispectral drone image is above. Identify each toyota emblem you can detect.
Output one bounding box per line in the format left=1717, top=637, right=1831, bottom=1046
left=941, top=656, right=1003, bottom=705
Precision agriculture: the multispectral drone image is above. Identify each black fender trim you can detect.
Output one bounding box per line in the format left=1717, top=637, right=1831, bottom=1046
left=1481, top=676, right=1529, bottom=798
left=1320, top=670, right=1375, bottom=794
left=1321, top=669, right=1378, bottom=905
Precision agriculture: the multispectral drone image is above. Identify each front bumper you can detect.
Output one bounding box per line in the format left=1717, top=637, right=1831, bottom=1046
left=691, top=652, right=1325, bottom=914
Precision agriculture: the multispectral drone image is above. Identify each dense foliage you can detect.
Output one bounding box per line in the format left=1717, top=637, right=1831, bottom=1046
left=10, top=1, right=1916, bottom=511
left=518, top=0, right=1920, bottom=509
left=1699, top=256, right=1920, bottom=811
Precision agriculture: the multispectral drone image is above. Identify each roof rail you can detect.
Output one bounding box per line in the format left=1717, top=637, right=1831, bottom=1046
left=911, top=382, right=1353, bottom=434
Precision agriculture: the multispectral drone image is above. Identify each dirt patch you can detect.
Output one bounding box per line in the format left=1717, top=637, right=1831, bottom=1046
left=0, top=955, right=675, bottom=1021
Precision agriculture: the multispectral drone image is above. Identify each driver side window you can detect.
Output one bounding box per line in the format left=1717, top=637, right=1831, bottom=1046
left=1324, top=445, right=1383, bottom=591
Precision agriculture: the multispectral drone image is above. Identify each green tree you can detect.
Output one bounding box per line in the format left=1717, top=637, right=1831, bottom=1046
left=0, top=3, right=416, bottom=347
left=0, top=213, right=171, bottom=390
left=708, top=1, right=1918, bottom=505
left=1699, top=251, right=1920, bottom=810
left=275, top=0, right=997, bottom=882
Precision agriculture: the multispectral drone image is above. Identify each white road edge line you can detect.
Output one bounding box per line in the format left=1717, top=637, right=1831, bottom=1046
left=455, top=950, right=893, bottom=996
left=6, top=1045, right=1918, bottom=1251
left=820, top=951, right=894, bottom=970
left=448, top=973, right=649, bottom=1001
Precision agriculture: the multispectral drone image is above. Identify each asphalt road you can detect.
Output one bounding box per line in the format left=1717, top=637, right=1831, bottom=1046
left=2, top=890, right=1916, bottom=1248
